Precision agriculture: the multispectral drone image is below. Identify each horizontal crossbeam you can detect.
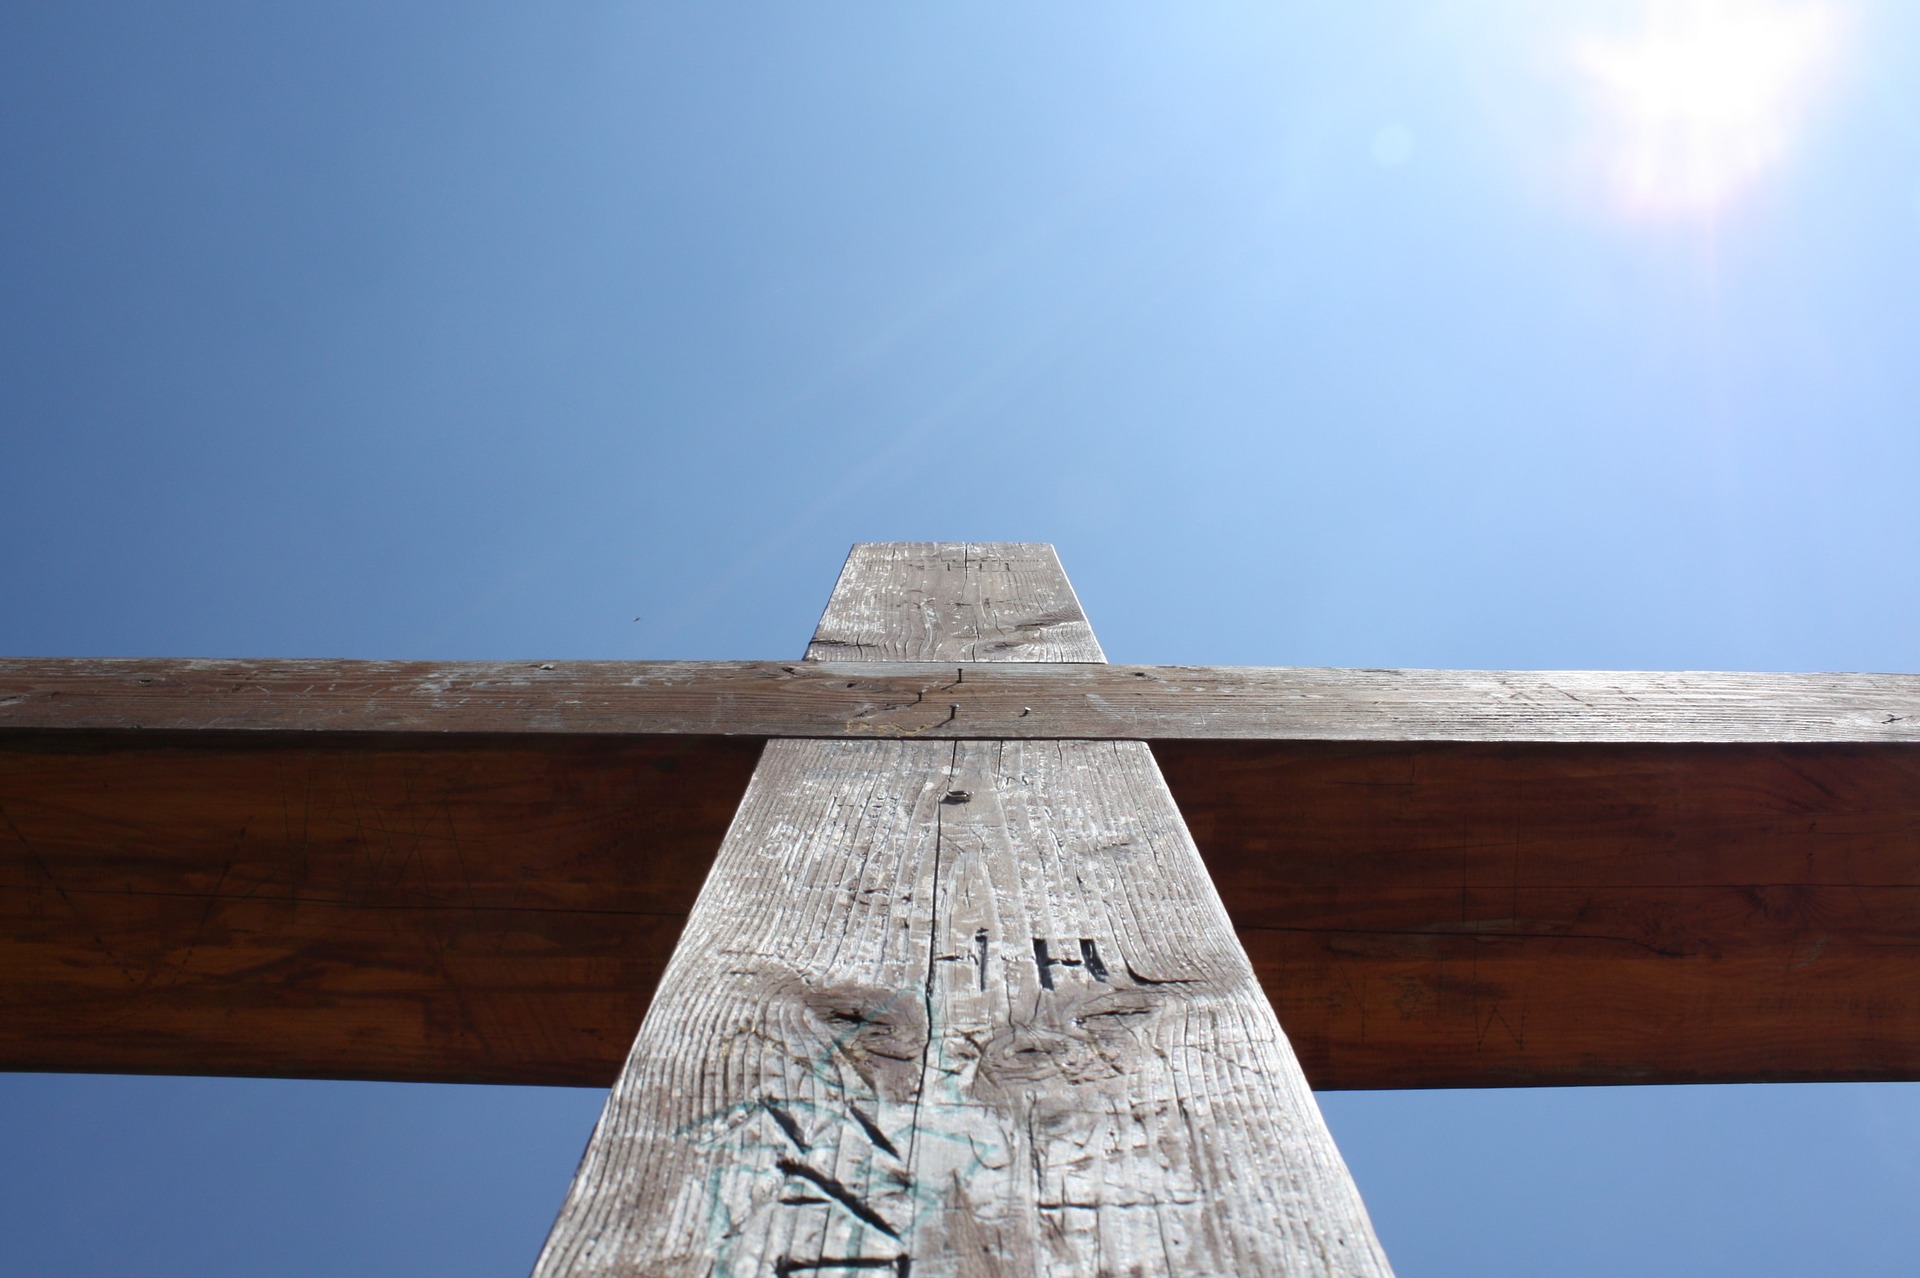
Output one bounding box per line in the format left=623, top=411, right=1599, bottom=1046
left=6, top=735, right=1918, bottom=1086
left=5, top=657, right=1919, bottom=741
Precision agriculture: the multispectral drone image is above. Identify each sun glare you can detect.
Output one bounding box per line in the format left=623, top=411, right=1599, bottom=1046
left=1572, top=0, right=1846, bottom=219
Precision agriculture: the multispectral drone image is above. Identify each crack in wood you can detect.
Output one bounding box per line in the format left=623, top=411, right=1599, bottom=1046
left=763, top=1099, right=811, bottom=1153
left=774, top=1257, right=910, bottom=1277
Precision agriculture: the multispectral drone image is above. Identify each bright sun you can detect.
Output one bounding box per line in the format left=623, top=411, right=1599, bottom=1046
left=1572, top=0, right=1846, bottom=219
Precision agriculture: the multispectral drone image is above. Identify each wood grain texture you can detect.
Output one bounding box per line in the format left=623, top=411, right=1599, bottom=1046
left=805, top=543, right=1107, bottom=663
left=10, top=737, right=1920, bottom=1092
left=11, top=658, right=1919, bottom=742
left=0, top=731, right=757, bottom=1084
left=537, top=740, right=1389, bottom=1277
left=536, top=543, right=1389, bottom=1277
left=1160, top=739, right=1920, bottom=1089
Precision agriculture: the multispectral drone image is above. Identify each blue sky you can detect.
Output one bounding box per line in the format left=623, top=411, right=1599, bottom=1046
left=4, top=3, right=1919, bottom=1273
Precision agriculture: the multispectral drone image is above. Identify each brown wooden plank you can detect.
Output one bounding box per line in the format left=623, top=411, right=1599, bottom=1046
left=0, top=731, right=758, bottom=1084
left=534, top=544, right=1390, bottom=1277
left=9, top=737, right=1920, bottom=1091
left=1159, top=739, right=1920, bottom=1089
left=8, top=658, right=1920, bottom=742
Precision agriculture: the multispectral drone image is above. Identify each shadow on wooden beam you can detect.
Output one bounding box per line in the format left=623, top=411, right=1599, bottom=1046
left=4, top=731, right=1919, bottom=1089
left=0, top=730, right=758, bottom=1087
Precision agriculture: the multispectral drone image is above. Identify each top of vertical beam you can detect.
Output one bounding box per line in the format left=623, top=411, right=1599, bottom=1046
left=806, top=542, right=1107, bottom=663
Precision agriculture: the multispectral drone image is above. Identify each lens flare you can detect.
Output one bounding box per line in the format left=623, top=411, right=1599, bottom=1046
left=1571, top=0, right=1846, bottom=219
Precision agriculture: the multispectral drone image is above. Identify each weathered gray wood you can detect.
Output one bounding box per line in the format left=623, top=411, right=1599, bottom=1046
left=806, top=542, right=1107, bottom=663
left=535, top=739, right=1391, bottom=1275
left=8, top=657, right=1919, bottom=743
left=534, top=543, right=1391, bottom=1276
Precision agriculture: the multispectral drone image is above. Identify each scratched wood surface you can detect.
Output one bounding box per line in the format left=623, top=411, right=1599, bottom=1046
left=9, top=658, right=1920, bottom=743
left=803, top=542, right=1108, bottom=664
left=534, top=544, right=1391, bottom=1277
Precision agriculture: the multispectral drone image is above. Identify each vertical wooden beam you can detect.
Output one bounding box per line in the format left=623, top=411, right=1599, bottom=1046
left=804, top=543, right=1106, bottom=663
left=534, top=544, right=1391, bottom=1276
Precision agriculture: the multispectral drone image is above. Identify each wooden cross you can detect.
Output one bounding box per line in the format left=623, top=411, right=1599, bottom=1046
left=6, top=542, right=1919, bottom=1275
